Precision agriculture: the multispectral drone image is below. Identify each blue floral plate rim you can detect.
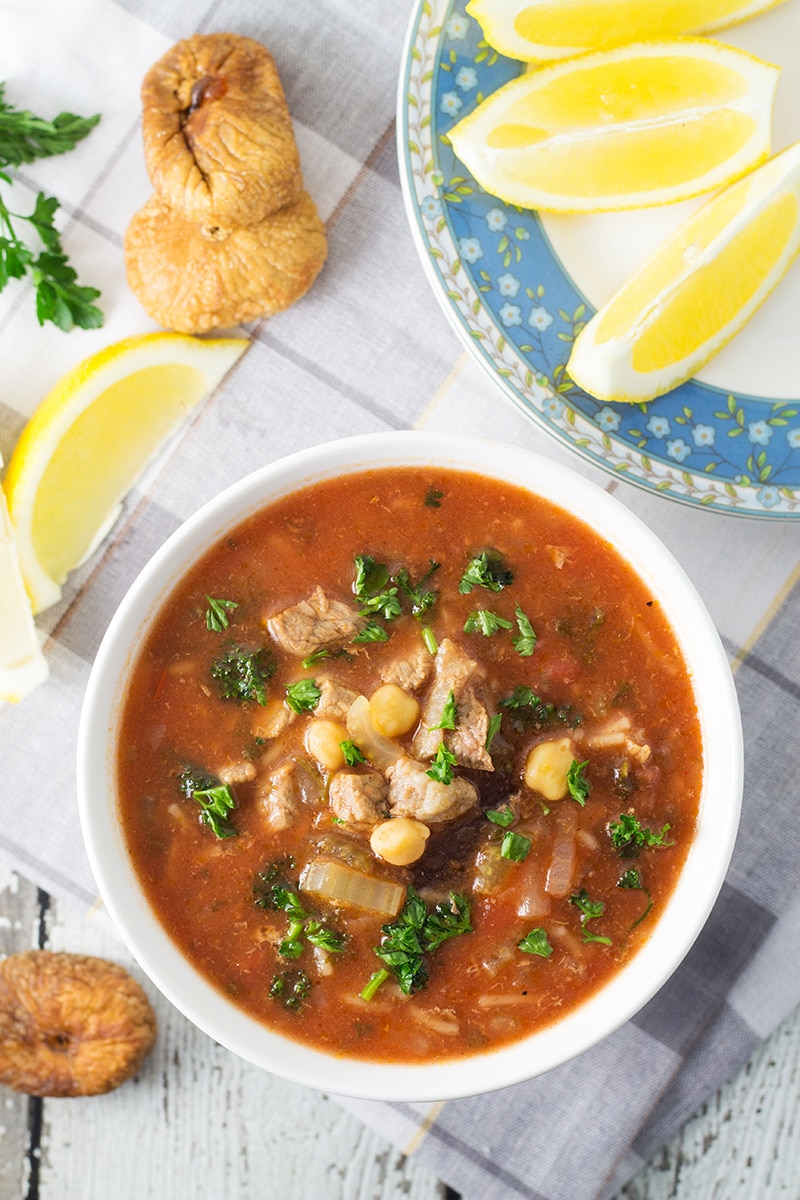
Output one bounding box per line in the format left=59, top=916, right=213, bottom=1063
left=397, top=0, right=800, bottom=519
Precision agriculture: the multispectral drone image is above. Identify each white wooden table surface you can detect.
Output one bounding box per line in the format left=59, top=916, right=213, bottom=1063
left=1, top=860, right=798, bottom=1200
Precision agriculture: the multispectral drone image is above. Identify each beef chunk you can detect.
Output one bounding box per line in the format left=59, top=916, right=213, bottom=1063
left=217, top=761, right=257, bottom=785
left=380, top=645, right=432, bottom=692
left=329, top=770, right=387, bottom=827
left=315, top=677, right=359, bottom=722
left=267, top=586, right=362, bottom=657
left=387, top=756, right=477, bottom=825
left=258, top=760, right=299, bottom=831
left=413, top=638, right=494, bottom=771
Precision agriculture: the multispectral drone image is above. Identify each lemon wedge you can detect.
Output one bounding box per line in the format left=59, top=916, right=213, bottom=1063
left=3, top=332, right=248, bottom=614
left=448, top=39, right=779, bottom=213
left=0, top=472, right=48, bottom=702
left=466, top=0, right=789, bottom=63
left=567, top=141, right=800, bottom=403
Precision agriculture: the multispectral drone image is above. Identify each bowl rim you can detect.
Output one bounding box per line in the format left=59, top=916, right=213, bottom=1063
left=77, top=430, right=743, bottom=1101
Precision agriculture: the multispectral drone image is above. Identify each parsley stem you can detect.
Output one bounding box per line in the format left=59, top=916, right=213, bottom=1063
left=360, top=968, right=389, bottom=1002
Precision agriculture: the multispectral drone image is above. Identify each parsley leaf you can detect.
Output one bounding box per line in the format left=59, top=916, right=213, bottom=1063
left=210, top=645, right=275, bottom=705
left=352, top=555, right=402, bottom=620
left=499, top=686, right=580, bottom=730
left=205, top=595, right=238, bottom=632
left=301, top=648, right=330, bottom=669
left=340, top=739, right=367, bottom=766
left=269, top=969, right=312, bottom=1011
left=512, top=605, right=537, bottom=656
left=464, top=609, right=513, bottom=636
left=501, top=830, right=531, bottom=862
left=518, top=927, right=553, bottom=958
left=608, top=813, right=673, bottom=856
left=569, top=888, right=612, bottom=945
left=459, top=550, right=514, bottom=595
left=352, top=620, right=389, bottom=644
left=373, top=888, right=472, bottom=995
left=486, top=805, right=515, bottom=828
left=254, top=872, right=345, bottom=959
left=485, top=712, right=502, bottom=751
left=425, top=743, right=457, bottom=785
left=424, top=487, right=444, bottom=508
left=618, top=868, right=654, bottom=929
left=285, top=679, right=322, bottom=714
left=566, top=759, right=591, bottom=807
left=428, top=689, right=457, bottom=731
left=0, top=85, right=100, bottom=165
left=394, top=560, right=440, bottom=618
left=178, top=767, right=238, bottom=839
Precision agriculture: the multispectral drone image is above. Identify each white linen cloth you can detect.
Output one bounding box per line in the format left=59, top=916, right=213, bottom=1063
left=1, top=3, right=799, bottom=1198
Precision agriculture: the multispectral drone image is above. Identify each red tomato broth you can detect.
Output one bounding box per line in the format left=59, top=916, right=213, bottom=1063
left=116, top=467, right=702, bottom=1062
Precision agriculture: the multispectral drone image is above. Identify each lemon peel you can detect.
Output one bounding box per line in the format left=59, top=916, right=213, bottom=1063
left=4, top=332, right=248, bottom=614
left=567, top=141, right=800, bottom=403
left=466, top=0, right=789, bottom=63
left=0, top=473, right=48, bottom=702
left=448, top=38, right=779, bottom=214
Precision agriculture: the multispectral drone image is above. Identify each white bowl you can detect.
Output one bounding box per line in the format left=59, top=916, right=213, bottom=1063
left=77, top=431, right=742, bottom=1101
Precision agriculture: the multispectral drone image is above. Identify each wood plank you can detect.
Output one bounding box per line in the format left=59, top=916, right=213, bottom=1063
left=16, top=889, right=448, bottom=1200
left=0, top=864, right=40, bottom=1200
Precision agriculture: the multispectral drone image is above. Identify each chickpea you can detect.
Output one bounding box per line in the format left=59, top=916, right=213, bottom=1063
left=523, top=736, right=574, bottom=801
left=369, top=684, right=420, bottom=738
left=305, top=719, right=349, bottom=770
left=370, top=817, right=430, bottom=866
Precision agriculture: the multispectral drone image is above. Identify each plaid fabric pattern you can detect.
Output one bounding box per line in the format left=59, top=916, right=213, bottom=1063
left=2, top=4, right=799, bottom=1199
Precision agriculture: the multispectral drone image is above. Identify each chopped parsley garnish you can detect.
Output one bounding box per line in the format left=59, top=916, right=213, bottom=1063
left=569, top=888, right=612, bottom=945
left=285, top=678, right=322, bottom=714
left=501, top=831, right=531, bottom=862
left=424, top=487, right=444, bottom=508
left=301, top=648, right=330, bottom=669
left=210, top=645, right=275, bottom=705
left=486, top=806, right=515, bottom=828
left=421, top=626, right=438, bottom=656
left=269, top=970, right=312, bottom=1011
left=512, top=605, right=537, bottom=656
left=204, top=595, right=238, bottom=632
left=618, top=868, right=654, bottom=929
left=360, top=968, right=390, bottom=1001
left=253, top=869, right=345, bottom=959
left=464, top=609, right=513, bottom=636
left=352, top=620, right=390, bottom=644
left=429, top=689, right=457, bottom=731
left=340, top=739, right=367, bottom=767
left=566, top=759, right=591, bottom=807
left=499, top=686, right=580, bottom=730
left=178, top=767, right=238, bottom=839
left=425, top=743, right=457, bottom=785
left=352, top=555, right=402, bottom=620
left=371, top=889, right=472, bottom=996
left=518, top=928, right=553, bottom=958
left=395, top=560, right=440, bottom=618
left=608, top=812, right=673, bottom=856
left=459, top=550, right=514, bottom=595
left=485, top=712, right=503, bottom=751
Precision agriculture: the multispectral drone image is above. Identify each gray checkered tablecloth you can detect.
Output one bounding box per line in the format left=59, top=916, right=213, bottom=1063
left=2, top=3, right=800, bottom=1199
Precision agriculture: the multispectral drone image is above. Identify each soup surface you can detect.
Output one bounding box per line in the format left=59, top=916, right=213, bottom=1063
left=118, top=467, right=702, bottom=1062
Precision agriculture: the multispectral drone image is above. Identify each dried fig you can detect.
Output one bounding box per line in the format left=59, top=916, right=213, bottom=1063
left=125, top=190, right=327, bottom=333
left=0, top=951, right=157, bottom=1097
left=142, top=32, right=302, bottom=227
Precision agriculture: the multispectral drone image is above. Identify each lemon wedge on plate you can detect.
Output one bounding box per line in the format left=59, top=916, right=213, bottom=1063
left=466, top=0, right=789, bottom=62
left=3, top=332, right=247, bottom=615
left=448, top=39, right=779, bottom=213
left=567, top=141, right=800, bottom=403
left=0, top=472, right=48, bottom=702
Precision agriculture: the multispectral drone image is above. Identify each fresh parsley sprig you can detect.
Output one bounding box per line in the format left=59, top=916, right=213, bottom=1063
left=518, top=927, right=553, bottom=958
left=285, top=678, right=322, bottom=714
left=210, top=645, right=275, bottom=706
left=618, top=868, right=654, bottom=929
left=0, top=83, right=102, bottom=330
left=426, top=743, right=457, bottom=785
left=178, top=766, right=238, bottom=839
left=464, top=609, right=513, bottom=637
left=566, top=759, right=591, bottom=807
left=459, top=550, right=513, bottom=595
left=569, top=888, right=612, bottom=945
left=205, top=596, right=238, bottom=632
